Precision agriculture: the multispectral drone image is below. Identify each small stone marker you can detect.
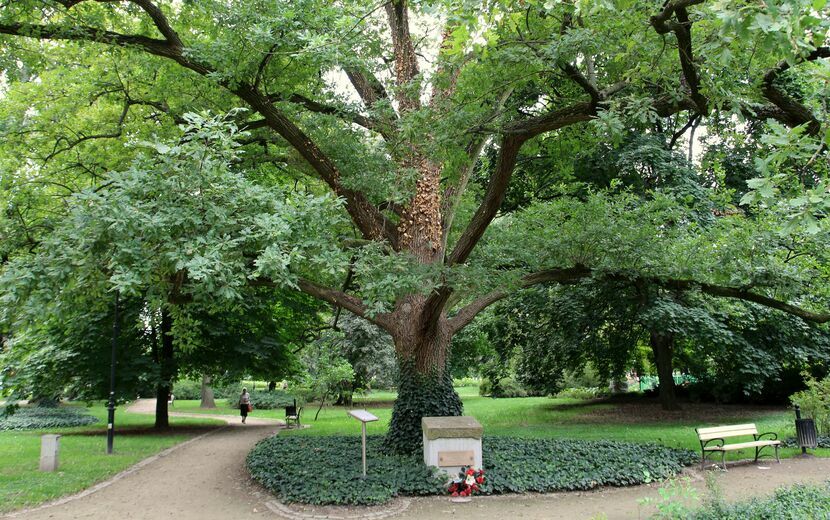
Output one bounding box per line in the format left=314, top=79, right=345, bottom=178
left=348, top=409, right=379, bottom=477
left=422, top=416, right=483, bottom=476
left=39, top=434, right=61, bottom=472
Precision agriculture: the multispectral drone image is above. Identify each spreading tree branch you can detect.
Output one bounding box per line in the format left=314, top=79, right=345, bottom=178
left=761, top=47, right=830, bottom=136
left=447, top=265, right=830, bottom=334
left=0, top=15, right=398, bottom=246
left=384, top=0, right=420, bottom=112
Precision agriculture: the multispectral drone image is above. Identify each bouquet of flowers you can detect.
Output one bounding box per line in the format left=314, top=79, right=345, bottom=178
left=448, top=467, right=485, bottom=499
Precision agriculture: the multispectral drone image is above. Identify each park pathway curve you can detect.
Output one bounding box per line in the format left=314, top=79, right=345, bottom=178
left=6, top=399, right=283, bottom=520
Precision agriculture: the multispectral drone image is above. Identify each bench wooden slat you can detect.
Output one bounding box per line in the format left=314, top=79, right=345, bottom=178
left=703, top=439, right=781, bottom=451
left=696, top=424, right=758, bottom=440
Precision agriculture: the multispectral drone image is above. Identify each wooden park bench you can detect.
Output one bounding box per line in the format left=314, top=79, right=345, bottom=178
left=695, top=423, right=780, bottom=470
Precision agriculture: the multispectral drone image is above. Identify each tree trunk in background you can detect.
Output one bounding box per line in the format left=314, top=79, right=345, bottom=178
left=200, top=374, right=216, bottom=408
left=154, top=309, right=176, bottom=428
left=650, top=331, right=680, bottom=411
left=384, top=302, right=462, bottom=454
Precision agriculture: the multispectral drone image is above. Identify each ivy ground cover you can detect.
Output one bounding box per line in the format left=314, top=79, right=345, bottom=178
left=247, top=435, right=698, bottom=505
left=0, top=407, right=98, bottom=430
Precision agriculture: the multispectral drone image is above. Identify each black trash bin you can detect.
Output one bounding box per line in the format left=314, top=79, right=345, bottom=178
left=794, top=405, right=818, bottom=456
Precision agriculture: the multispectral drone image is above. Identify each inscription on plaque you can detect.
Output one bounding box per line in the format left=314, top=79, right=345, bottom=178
left=437, top=450, right=474, bottom=467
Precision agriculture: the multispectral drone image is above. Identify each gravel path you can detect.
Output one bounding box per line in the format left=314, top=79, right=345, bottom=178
left=5, top=401, right=829, bottom=519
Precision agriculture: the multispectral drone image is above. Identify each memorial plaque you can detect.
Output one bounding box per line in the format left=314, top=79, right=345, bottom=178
left=437, top=450, right=475, bottom=467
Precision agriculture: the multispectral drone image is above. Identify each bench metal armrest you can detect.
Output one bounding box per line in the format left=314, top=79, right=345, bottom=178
left=701, top=438, right=725, bottom=450
left=754, top=432, right=778, bottom=441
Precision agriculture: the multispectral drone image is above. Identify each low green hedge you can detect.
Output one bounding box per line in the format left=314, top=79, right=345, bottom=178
left=172, top=379, right=202, bottom=400
left=216, top=387, right=294, bottom=410
left=247, top=435, right=697, bottom=505
left=0, top=406, right=99, bottom=430
left=555, top=387, right=610, bottom=400
left=783, top=436, right=830, bottom=449
left=688, top=481, right=830, bottom=519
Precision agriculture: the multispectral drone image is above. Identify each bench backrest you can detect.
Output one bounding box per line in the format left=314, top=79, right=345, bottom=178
left=696, top=423, right=758, bottom=441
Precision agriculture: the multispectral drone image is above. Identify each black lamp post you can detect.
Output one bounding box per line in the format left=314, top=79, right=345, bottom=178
left=107, top=291, right=120, bottom=455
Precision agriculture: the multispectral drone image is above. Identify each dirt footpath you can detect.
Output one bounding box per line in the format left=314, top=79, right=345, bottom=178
left=392, top=457, right=830, bottom=520
left=4, top=400, right=829, bottom=520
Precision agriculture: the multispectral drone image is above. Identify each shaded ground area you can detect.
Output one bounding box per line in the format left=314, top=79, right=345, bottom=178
left=571, top=400, right=785, bottom=424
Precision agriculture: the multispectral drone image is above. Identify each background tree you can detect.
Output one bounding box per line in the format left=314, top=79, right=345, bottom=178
left=0, top=114, right=339, bottom=426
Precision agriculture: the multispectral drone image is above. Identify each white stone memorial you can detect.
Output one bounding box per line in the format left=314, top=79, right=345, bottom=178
left=422, top=416, right=483, bottom=476
left=39, top=434, right=61, bottom=472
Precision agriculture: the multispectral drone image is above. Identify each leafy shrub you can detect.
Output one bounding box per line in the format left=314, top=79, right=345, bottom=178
left=172, top=379, right=202, bottom=400
left=219, top=388, right=295, bottom=409
left=452, top=376, right=479, bottom=387
left=782, top=436, right=830, bottom=449
left=247, top=435, right=697, bottom=505
left=478, top=376, right=530, bottom=397
left=562, top=363, right=607, bottom=389
left=790, top=374, right=830, bottom=434
left=212, top=382, right=243, bottom=402
left=0, top=406, right=98, bottom=430
left=555, top=387, right=610, bottom=400
left=686, top=481, right=830, bottom=519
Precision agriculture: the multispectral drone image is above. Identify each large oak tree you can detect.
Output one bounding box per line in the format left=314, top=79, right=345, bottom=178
left=2, top=0, right=830, bottom=451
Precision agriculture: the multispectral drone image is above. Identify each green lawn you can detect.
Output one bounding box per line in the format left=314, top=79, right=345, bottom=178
left=271, top=387, right=829, bottom=461
left=0, top=403, right=223, bottom=513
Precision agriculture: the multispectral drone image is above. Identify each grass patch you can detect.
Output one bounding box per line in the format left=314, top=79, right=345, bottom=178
left=686, top=481, right=830, bottom=519
left=278, top=389, right=830, bottom=461
left=247, top=435, right=698, bottom=505
left=0, top=402, right=223, bottom=513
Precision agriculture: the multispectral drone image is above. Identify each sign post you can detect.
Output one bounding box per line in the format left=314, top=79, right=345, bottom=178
left=348, top=409, right=379, bottom=476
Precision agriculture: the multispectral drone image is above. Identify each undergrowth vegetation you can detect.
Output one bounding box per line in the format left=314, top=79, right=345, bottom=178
left=688, top=481, right=830, bottom=519
left=0, top=407, right=98, bottom=430
left=247, top=435, right=697, bottom=505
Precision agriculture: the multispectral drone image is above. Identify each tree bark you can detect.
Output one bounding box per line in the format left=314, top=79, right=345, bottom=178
left=154, top=309, right=176, bottom=428
left=200, top=374, right=216, bottom=408
left=649, top=331, right=680, bottom=411
left=384, top=302, right=462, bottom=454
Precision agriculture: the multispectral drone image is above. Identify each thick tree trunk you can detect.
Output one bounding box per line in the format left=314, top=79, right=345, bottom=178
left=384, top=306, right=462, bottom=454
left=200, top=374, right=216, bottom=409
left=649, top=331, right=680, bottom=411
left=154, top=309, right=176, bottom=428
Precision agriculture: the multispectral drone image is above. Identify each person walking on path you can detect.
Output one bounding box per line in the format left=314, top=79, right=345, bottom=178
left=239, top=388, right=251, bottom=424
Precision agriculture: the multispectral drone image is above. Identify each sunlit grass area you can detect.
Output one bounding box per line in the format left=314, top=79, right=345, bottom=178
left=0, top=403, right=223, bottom=513
left=268, top=386, right=828, bottom=460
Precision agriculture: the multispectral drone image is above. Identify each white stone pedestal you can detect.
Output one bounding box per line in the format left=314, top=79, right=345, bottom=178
left=422, top=416, right=483, bottom=476
left=39, top=434, right=61, bottom=472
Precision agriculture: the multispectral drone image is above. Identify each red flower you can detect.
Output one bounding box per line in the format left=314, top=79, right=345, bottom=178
left=451, top=491, right=459, bottom=497
left=466, top=469, right=475, bottom=476
left=476, top=476, right=484, bottom=484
